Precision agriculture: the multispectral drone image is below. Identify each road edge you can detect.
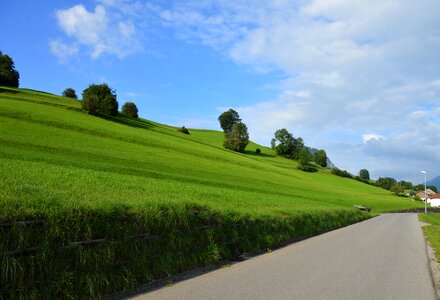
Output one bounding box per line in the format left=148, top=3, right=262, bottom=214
left=426, top=239, right=440, bottom=299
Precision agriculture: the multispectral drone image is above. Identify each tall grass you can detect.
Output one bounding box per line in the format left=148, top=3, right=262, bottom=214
left=0, top=87, right=422, bottom=297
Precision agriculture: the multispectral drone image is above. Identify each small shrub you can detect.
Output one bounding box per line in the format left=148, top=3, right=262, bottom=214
left=177, top=126, right=190, bottom=134
left=121, top=102, right=138, bottom=118
left=297, top=164, right=318, bottom=172
left=62, top=88, right=77, bottom=99
left=256, top=148, right=261, bottom=154
left=331, top=168, right=353, bottom=178
left=82, top=83, right=118, bottom=116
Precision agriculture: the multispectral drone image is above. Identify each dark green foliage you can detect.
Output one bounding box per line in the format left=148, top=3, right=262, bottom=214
left=218, top=109, right=241, bottom=133
left=297, top=164, right=318, bottom=172
left=62, top=88, right=77, bottom=99
left=121, top=102, right=138, bottom=118
left=82, top=84, right=118, bottom=116
left=0, top=205, right=369, bottom=299
left=223, top=122, right=249, bottom=152
left=0, top=51, right=20, bottom=88
left=399, top=180, right=413, bottom=190
left=297, top=148, right=318, bottom=172
left=255, top=148, right=261, bottom=154
left=313, top=149, right=327, bottom=167
left=390, top=183, right=405, bottom=196
left=376, top=177, right=397, bottom=190
left=177, top=126, right=190, bottom=134
left=271, top=128, right=304, bottom=159
left=359, top=169, right=370, bottom=181
left=331, top=168, right=353, bottom=178
left=414, top=184, right=437, bottom=193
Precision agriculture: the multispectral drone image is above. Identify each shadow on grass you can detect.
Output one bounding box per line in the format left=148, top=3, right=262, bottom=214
left=99, top=113, right=158, bottom=130
left=0, top=87, right=20, bottom=94
left=243, top=150, right=276, bottom=158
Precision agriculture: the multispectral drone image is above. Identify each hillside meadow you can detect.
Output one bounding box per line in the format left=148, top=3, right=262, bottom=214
left=0, top=87, right=422, bottom=298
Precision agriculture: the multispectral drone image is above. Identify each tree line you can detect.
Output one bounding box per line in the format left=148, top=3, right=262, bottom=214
left=217, top=108, right=328, bottom=172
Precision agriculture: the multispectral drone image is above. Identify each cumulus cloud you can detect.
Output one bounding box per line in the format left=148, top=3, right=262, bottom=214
left=154, top=0, right=440, bottom=182
left=362, top=134, right=383, bottom=144
left=49, top=39, right=78, bottom=62
left=51, top=3, right=141, bottom=59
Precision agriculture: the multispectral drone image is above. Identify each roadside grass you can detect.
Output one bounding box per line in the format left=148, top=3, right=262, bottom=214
left=419, top=214, right=440, bottom=262
left=0, top=87, right=423, bottom=298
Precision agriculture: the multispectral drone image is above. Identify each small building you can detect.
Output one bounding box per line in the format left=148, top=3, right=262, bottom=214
left=416, top=189, right=436, bottom=200
left=428, top=194, right=440, bottom=207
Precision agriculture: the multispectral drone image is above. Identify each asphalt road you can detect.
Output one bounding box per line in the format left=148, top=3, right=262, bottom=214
left=131, top=213, right=435, bottom=300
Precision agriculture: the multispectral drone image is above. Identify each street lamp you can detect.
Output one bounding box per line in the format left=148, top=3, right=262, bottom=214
left=421, top=171, right=427, bottom=213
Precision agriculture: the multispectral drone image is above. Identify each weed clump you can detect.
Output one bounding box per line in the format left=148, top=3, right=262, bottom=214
left=177, top=126, right=190, bottom=134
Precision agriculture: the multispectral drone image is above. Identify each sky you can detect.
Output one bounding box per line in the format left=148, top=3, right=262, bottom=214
left=1, top=0, right=440, bottom=183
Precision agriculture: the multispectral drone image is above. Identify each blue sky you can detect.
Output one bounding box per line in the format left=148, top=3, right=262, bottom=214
left=1, top=0, right=440, bottom=183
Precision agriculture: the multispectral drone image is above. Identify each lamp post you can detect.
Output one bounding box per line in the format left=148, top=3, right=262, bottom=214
left=421, top=171, right=427, bottom=213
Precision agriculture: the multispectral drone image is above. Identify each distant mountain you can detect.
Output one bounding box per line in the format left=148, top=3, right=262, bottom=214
left=427, top=176, right=440, bottom=191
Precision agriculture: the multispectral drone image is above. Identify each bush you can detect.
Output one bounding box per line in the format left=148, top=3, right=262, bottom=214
left=121, top=102, right=138, bottom=118
left=297, top=164, right=318, bottom=172
left=0, top=51, right=20, bottom=88
left=270, top=128, right=304, bottom=159
left=62, top=87, right=77, bottom=99
left=224, top=122, right=249, bottom=152
left=82, top=84, right=118, bottom=116
left=313, top=149, right=327, bottom=167
left=177, top=126, right=190, bottom=134
left=256, top=148, right=261, bottom=154
left=331, top=168, right=353, bottom=178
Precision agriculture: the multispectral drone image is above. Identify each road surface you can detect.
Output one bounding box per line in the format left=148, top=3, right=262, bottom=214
left=130, top=213, right=435, bottom=300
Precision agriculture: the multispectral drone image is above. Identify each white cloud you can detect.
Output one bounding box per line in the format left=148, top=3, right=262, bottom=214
left=48, top=0, right=440, bottom=181
left=49, top=39, right=78, bottom=62
left=156, top=0, right=440, bottom=182
left=362, top=134, right=383, bottom=144
left=52, top=3, right=141, bottom=59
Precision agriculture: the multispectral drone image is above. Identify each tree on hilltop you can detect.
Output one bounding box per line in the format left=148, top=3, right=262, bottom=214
left=0, top=51, right=20, bottom=88
left=313, top=149, right=327, bottom=167
left=121, top=102, right=138, bottom=118
left=271, top=128, right=304, bottom=159
left=82, top=83, right=118, bottom=116
left=359, top=169, right=370, bottom=181
left=223, top=122, right=249, bottom=152
left=62, top=87, right=77, bottom=99
left=218, top=109, right=241, bottom=133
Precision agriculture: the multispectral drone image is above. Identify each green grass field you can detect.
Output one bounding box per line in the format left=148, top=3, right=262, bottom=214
left=419, top=214, right=440, bottom=262
left=0, top=87, right=423, bottom=298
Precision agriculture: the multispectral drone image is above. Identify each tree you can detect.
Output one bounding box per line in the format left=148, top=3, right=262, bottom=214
left=297, top=148, right=318, bottom=172
left=0, top=51, right=20, bottom=88
left=62, top=87, right=77, bottom=99
left=390, top=183, right=404, bottom=195
left=271, top=128, right=304, bottom=159
left=223, top=122, right=249, bottom=152
left=331, top=168, right=353, bottom=178
left=376, top=177, right=397, bottom=190
left=359, top=169, right=370, bottom=181
left=82, top=83, right=118, bottom=116
left=121, top=102, right=138, bottom=118
left=399, top=180, right=413, bottom=190
left=313, top=149, right=327, bottom=167
left=218, top=109, right=241, bottom=133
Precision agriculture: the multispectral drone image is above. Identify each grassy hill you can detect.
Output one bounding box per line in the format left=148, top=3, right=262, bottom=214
left=0, top=87, right=422, bottom=298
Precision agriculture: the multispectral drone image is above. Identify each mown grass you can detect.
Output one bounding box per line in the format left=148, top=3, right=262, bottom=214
left=0, top=86, right=423, bottom=298
left=419, top=214, right=440, bottom=262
